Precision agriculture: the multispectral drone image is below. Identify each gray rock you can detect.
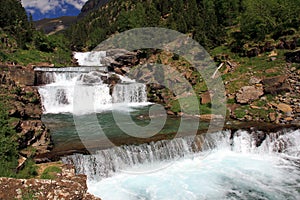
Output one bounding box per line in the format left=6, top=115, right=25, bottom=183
left=236, top=86, right=264, bottom=104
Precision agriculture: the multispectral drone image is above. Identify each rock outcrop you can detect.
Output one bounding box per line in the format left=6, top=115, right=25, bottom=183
left=100, top=49, right=139, bottom=75
left=0, top=165, right=100, bottom=200
left=0, top=65, right=52, bottom=161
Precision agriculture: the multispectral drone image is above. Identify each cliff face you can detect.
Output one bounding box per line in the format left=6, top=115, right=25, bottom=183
left=0, top=65, right=52, bottom=162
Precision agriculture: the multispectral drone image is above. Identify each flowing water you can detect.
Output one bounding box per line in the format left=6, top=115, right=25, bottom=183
left=64, top=129, right=300, bottom=200
left=37, top=51, right=300, bottom=200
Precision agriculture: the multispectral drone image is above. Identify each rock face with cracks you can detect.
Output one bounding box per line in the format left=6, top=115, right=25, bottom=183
left=0, top=65, right=53, bottom=162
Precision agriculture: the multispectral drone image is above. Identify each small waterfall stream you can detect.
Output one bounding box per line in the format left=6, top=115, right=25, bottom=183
left=35, top=52, right=147, bottom=114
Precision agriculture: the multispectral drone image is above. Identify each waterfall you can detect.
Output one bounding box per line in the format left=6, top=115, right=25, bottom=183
left=83, top=129, right=300, bottom=200
left=35, top=67, right=108, bottom=85
left=74, top=51, right=107, bottom=66
left=112, top=83, right=147, bottom=103
left=63, top=129, right=300, bottom=181
left=62, top=135, right=204, bottom=180
left=36, top=52, right=147, bottom=114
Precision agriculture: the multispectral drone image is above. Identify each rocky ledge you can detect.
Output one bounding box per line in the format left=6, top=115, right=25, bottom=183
left=0, top=65, right=52, bottom=162
left=0, top=164, right=100, bottom=200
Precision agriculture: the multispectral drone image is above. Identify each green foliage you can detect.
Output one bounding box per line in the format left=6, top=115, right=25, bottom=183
left=21, top=190, right=37, bottom=200
left=235, top=107, right=247, bottom=119
left=227, top=98, right=236, bottom=104
left=170, top=96, right=212, bottom=115
left=240, top=0, right=300, bottom=42
left=40, top=166, right=62, bottom=180
left=16, top=159, right=38, bottom=179
left=66, top=0, right=241, bottom=50
left=0, top=104, right=18, bottom=177
left=0, top=2, right=73, bottom=66
left=0, top=0, right=33, bottom=48
left=0, top=103, right=38, bottom=178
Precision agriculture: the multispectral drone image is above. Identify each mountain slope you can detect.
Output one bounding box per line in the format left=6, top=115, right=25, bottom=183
left=78, top=0, right=110, bottom=18
left=34, top=16, right=77, bottom=35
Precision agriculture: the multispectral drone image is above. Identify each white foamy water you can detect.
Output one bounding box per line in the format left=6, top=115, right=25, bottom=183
left=67, top=129, right=300, bottom=200
left=74, top=51, right=106, bottom=66
left=36, top=52, right=149, bottom=114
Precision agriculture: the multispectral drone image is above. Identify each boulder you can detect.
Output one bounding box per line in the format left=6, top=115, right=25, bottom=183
left=269, top=113, right=276, bottom=122
left=249, top=77, right=262, bottom=85
left=276, top=103, right=293, bottom=114
left=262, top=75, right=287, bottom=86
left=262, top=75, right=291, bottom=95
left=200, top=91, right=212, bottom=104
left=6, top=66, right=35, bottom=86
left=285, top=50, right=300, bottom=63
left=236, top=86, right=264, bottom=104
left=100, top=49, right=139, bottom=71
left=0, top=67, right=53, bottom=159
left=246, top=47, right=260, bottom=57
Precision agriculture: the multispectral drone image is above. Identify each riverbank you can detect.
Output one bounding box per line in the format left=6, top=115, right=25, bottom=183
left=0, top=56, right=299, bottom=199
left=0, top=32, right=299, bottom=200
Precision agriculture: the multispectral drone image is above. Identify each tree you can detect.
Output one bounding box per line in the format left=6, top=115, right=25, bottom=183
left=0, top=0, right=32, bottom=48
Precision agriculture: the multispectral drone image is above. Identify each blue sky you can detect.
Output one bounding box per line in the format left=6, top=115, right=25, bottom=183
left=21, top=0, right=88, bottom=20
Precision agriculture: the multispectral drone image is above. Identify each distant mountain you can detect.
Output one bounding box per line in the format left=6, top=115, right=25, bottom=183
left=21, top=0, right=88, bottom=21
left=34, top=16, right=77, bottom=35
left=23, top=0, right=109, bottom=35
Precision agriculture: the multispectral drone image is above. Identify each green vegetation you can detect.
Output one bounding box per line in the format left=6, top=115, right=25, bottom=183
left=0, top=0, right=73, bottom=66
left=0, top=104, right=18, bottom=177
left=170, top=96, right=211, bottom=115
left=0, top=0, right=299, bottom=179
left=66, top=0, right=300, bottom=52
left=0, top=104, right=38, bottom=178
left=40, top=166, right=62, bottom=180
left=234, top=106, right=248, bottom=119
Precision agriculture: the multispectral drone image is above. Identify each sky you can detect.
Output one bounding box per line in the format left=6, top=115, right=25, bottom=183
left=21, top=0, right=89, bottom=20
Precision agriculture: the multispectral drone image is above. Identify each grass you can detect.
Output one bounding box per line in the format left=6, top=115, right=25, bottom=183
left=234, top=105, right=250, bottom=119
left=170, top=96, right=211, bottom=115
left=0, top=48, right=73, bottom=67
left=40, top=166, right=62, bottom=180
left=212, top=45, right=291, bottom=96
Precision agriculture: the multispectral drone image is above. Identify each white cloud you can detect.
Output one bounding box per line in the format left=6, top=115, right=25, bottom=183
left=66, top=0, right=88, bottom=10
left=21, top=0, right=88, bottom=14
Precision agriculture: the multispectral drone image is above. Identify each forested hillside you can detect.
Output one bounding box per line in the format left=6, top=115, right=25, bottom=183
left=0, top=0, right=73, bottom=66
left=66, top=0, right=300, bottom=51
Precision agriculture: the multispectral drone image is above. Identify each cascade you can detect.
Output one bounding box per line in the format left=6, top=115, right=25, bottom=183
left=36, top=52, right=147, bottom=114
left=84, top=129, right=300, bottom=200
left=73, top=51, right=107, bottom=66
left=112, top=83, right=147, bottom=103
left=63, top=129, right=300, bottom=181
left=63, top=135, right=204, bottom=180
